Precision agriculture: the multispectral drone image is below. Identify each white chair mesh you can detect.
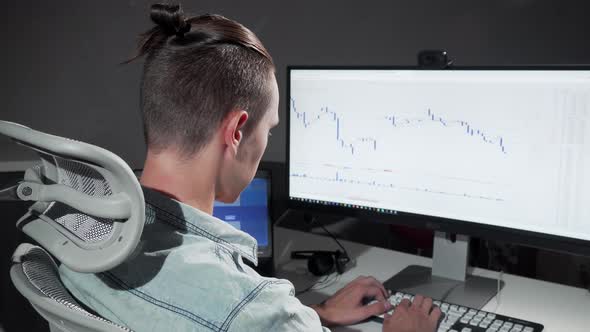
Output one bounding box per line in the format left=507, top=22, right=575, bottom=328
left=45, top=203, right=117, bottom=243
left=20, top=247, right=132, bottom=332
left=54, top=158, right=113, bottom=197
left=43, top=156, right=116, bottom=243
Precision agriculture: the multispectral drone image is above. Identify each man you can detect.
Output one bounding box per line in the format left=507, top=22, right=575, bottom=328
left=60, top=3, right=441, bottom=331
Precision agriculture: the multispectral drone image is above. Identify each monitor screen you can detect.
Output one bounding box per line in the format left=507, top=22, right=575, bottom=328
left=213, top=172, right=272, bottom=257
left=288, top=68, right=590, bottom=244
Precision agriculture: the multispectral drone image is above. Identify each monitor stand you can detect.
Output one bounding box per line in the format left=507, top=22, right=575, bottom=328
left=383, top=231, right=504, bottom=309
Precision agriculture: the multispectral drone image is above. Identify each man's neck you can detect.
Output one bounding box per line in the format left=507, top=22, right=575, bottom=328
left=140, top=148, right=219, bottom=215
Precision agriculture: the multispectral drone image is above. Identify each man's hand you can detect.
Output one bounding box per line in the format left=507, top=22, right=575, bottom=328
left=382, top=295, right=442, bottom=332
left=309, top=276, right=393, bottom=326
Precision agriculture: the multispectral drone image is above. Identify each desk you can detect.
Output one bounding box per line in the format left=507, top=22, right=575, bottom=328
left=274, top=226, right=590, bottom=332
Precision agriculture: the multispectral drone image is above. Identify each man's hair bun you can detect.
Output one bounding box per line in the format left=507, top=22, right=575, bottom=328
left=150, top=3, right=191, bottom=37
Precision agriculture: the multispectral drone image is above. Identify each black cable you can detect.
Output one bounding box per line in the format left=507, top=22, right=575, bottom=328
left=304, top=213, right=351, bottom=260
left=295, top=273, right=331, bottom=296
left=319, top=224, right=350, bottom=258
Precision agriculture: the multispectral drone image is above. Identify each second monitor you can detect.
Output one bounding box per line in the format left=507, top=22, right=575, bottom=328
left=213, top=170, right=273, bottom=259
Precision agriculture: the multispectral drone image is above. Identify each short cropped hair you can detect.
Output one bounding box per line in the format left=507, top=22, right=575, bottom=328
left=128, top=3, right=275, bottom=156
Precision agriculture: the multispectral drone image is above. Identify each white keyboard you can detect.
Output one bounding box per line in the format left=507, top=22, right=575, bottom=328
left=374, top=290, right=544, bottom=332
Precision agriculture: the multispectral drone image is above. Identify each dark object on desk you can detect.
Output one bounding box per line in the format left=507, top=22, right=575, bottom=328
left=291, top=250, right=349, bottom=276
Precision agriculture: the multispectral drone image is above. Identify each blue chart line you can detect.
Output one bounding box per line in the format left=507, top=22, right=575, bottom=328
left=291, top=171, right=504, bottom=202
left=385, top=109, right=507, bottom=153
left=291, top=97, right=507, bottom=154
left=291, top=98, right=376, bottom=155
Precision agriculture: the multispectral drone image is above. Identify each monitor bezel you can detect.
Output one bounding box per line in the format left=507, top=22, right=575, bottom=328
left=286, top=65, right=590, bottom=257
left=253, top=169, right=273, bottom=258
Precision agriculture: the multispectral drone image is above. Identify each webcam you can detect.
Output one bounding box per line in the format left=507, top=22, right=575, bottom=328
left=418, top=50, right=453, bottom=69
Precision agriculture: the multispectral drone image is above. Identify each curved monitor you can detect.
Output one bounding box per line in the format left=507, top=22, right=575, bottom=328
left=287, top=66, right=590, bottom=256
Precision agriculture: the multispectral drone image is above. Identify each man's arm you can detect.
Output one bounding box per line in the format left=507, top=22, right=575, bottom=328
left=227, top=279, right=330, bottom=332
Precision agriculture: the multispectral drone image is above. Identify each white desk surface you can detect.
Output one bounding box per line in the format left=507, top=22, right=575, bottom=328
left=274, top=226, right=590, bottom=332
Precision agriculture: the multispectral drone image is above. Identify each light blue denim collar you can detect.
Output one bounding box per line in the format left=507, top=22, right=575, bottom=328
left=142, top=186, right=258, bottom=265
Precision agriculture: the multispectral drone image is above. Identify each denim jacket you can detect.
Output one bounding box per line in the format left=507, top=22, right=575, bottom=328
left=59, top=187, right=328, bottom=332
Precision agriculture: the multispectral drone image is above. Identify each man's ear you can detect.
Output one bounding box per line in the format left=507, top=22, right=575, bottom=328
left=222, top=110, right=249, bottom=155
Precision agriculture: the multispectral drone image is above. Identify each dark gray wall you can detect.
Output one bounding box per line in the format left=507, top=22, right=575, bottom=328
left=1, top=0, right=589, bottom=168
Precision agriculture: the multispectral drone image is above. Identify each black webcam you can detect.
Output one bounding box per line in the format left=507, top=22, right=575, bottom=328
left=418, top=50, right=453, bottom=69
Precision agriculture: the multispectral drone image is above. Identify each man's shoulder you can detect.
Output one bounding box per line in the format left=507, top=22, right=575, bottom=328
left=142, top=188, right=259, bottom=264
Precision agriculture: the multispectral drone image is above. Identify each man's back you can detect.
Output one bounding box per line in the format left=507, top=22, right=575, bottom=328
left=59, top=187, right=326, bottom=332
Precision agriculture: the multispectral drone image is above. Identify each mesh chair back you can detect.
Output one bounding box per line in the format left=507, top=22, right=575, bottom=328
left=10, top=243, right=133, bottom=332
left=43, top=155, right=117, bottom=243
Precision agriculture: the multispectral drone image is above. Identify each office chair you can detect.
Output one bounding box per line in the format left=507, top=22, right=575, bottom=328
left=0, top=120, right=144, bottom=332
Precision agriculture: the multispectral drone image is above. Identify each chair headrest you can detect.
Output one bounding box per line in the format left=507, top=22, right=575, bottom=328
left=0, top=120, right=145, bottom=273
